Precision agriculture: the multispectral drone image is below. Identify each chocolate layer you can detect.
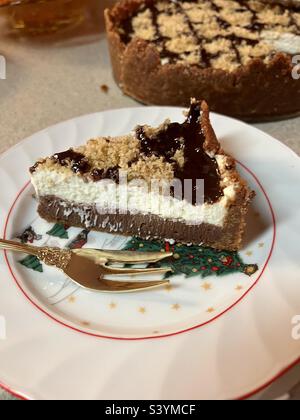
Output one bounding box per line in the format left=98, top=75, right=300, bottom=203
left=37, top=191, right=253, bottom=251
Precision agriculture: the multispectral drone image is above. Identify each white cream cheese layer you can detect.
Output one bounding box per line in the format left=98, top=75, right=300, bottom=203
left=31, top=164, right=238, bottom=227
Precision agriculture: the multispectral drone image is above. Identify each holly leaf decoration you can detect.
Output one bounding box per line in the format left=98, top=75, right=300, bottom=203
left=19, top=255, right=43, bottom=273
left=47, top=223, right=69, bottom=239
left=123, top=238, right=258, bottom=278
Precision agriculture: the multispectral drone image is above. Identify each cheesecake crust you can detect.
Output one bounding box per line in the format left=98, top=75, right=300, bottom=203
left=105, top=0, right=300, bottom=120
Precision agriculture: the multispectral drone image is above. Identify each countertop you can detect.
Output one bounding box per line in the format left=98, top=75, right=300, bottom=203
left=0, top=0, right=299, bottom=401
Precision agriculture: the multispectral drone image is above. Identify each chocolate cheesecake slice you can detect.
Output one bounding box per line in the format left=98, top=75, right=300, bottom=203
left=105, top=0, right=300, bottom=120
left=30, top=100, right=254, bottom=251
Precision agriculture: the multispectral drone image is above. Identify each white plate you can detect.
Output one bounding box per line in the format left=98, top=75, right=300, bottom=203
left=0, top=107, right=299, bottom=400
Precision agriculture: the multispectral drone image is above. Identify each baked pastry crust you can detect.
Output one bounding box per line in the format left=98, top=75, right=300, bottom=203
left=105, top=0, right=300, bottom=120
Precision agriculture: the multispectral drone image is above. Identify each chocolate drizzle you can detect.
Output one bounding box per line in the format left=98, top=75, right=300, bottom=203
left=52, top=150, right=121, bottom=182
left=136, top=101, right=223, bottom=204
left=91, top=166, right=120, bottom=183
left=90, top=168, right=105, bottom=181
left=52, top=150, right=91, bottom=174
left=30, top=151, right=91, bottom=175
left=30, top=161, right=44, bottom=174
left=136, top=125, right=184, bottom=161
left=118, top=0, right=300, bottom=68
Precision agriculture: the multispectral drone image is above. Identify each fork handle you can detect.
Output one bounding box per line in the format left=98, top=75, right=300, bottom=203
left=0, top=239, right=72, bottom=270
left=0, top=239, right=40, bottom=257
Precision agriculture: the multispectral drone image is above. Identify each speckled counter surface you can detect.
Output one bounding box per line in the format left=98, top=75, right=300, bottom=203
left=0, top=1, right=299, bottom=401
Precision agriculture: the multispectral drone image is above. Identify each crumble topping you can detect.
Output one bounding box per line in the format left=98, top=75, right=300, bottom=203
left=117, top=0, right=300, bottom=71
left=32, top=132, right=181, bottom=183
left=128, top=155, right=175, bottom=181
left=31, top=101, right=225, bottom=204
left=77, top=136, right=139, bottom=169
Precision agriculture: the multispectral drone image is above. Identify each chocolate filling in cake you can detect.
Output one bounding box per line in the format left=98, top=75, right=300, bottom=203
left=37, top=190, right=251, bottom=251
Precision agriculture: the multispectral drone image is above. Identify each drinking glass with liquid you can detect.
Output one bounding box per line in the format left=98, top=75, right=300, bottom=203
left=0, top=0, right=87, bottom=34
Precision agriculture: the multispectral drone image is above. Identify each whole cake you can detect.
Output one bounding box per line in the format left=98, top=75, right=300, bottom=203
left=30, top=100, right=254, bottom=251
left=105, top=0, right=300, bottom=120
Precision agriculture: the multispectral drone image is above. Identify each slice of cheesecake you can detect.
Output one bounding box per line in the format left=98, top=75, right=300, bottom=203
left=30, top=100, right=254, bottom=251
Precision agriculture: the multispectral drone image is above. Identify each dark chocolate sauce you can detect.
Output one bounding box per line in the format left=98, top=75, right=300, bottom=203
left=32, top=148, right=121, bottom=183
left=136, top=125, right=184, bottom=161
left=91, top=166, right=120, bottom=183
left=118, top=0, right=300, bottom=67
left=90, top=168, right=105, bottom=181
left=30, top=161, right=43, bottom=174
left=104, top=166, right=120, bottom=183
left=52, top=150, right=91, bottom=174
left=136, top=101, right=223, bottom=204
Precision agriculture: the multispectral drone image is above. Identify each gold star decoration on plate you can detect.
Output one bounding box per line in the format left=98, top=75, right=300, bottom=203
left=171, top=303, right=181, bottom=311
left=245, top=250, right=253, bottom=257
left=138, top=307, right=146, bottom=314
left=201, top=282, right=212, bottom=291
left=68, top=296, right=76, bottom=303
left=258, top=242, right=265, bottom=248
left=81, top=321, right=91, bottom=327
left=206, top=307, right=215, bottom=313
left=165, top=284, right=174, bottom=292
left=109, top=302, right=117, bottom=310
left=235, top=285, right=243, bottom=291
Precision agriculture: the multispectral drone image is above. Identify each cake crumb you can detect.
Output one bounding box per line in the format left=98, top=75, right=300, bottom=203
left=100, top=84, right=109, bottom=94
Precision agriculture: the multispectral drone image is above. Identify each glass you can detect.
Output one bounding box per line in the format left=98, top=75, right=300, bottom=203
left=0, top=0, right=87, bottom=35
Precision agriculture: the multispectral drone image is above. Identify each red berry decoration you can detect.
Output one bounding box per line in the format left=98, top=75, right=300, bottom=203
left=221, top=256, right=233, bottom=266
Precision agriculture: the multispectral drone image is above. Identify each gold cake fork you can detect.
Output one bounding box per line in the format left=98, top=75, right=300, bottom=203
left=0, top=239, right=173, bottom=293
